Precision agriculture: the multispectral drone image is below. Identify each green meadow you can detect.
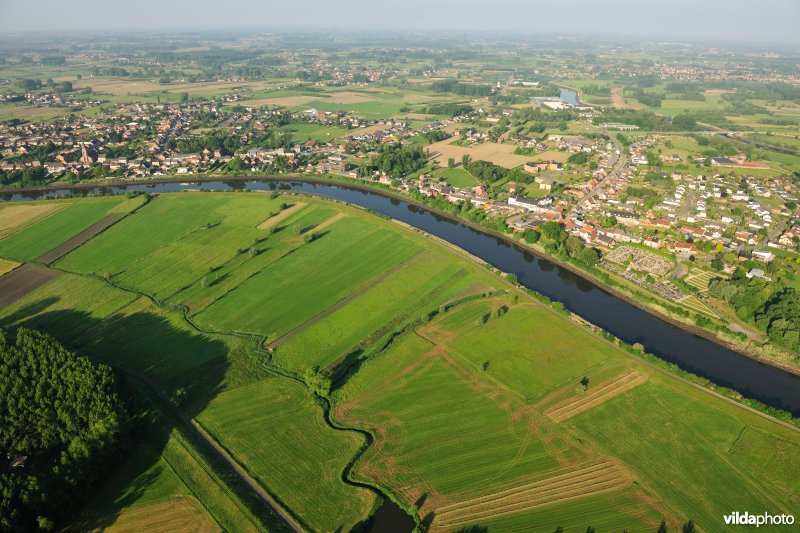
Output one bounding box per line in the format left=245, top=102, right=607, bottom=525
left=1, top=191, right=799, bottom=532
left=0, top=196, right=123, bottom=261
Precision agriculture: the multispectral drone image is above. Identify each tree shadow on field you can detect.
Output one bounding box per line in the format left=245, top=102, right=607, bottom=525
left=329, top=348, right=365, bottom=393
left=0, top=301, right=284, bottom=531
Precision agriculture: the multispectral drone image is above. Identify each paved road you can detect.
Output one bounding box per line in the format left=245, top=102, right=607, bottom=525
left=122, top=367, right=303, bottom=532
left=677, top=190, right=696, bottom=221
left=569, top=138, right=627, bottom=216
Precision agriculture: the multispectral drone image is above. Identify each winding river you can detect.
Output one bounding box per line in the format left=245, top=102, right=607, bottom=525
left=4, top=178, right=800, bottom=418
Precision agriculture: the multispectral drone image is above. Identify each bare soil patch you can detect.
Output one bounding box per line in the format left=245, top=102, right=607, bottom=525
left=0, top=263, right=60, bottom=309
left=36, top=213, right=126, bottom=264
left=256, top=202, right=307, bottom=230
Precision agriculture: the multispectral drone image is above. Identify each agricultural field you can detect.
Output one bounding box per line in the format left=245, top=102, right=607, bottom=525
left=1, top=191, right=799, bottom=532
left=427, top=137, right=532, bottom=169
left=279, top=122, right=351, bottom=143
left=0, top=197, right=124, bottom=261
left=197, top=379, right=377, bottom=532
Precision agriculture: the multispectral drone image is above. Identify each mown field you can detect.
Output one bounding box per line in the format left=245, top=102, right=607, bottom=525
left=1, top=191, right=800, bottom=532
left=197, top=379, right=377, bottom=532
left=0, top=197, right=124, bottom=261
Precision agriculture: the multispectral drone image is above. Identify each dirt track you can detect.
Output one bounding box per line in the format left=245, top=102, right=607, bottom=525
left=35, top=213, right=126, bottom=264
left=0, top=263, right=60, bottom=309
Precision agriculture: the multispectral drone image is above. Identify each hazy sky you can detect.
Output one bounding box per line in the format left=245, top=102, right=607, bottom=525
left=1, top=0, right=798, bottom=45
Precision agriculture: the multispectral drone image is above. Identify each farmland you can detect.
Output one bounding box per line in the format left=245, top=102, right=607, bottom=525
left=0, top=197, right=124, bottom=261
left=427, top=137, right=532, bottom=169
left=1, top=191, right=800, bottom=531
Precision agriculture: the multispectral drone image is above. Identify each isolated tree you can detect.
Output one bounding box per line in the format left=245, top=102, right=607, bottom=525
left=226, top=157, right=243, bottom=172
left=303, top=366, right=332, bottom=397
left=448, top=157, right=455, bottom=168
left=682, top=520, right=695, bottom=533
left=461, top=154, right=472, bottom=168
left=658, top=520, right=668, bottom=533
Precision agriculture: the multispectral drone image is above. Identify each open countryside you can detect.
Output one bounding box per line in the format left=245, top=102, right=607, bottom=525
left=0, top=189, right=799, bottom=531
left=2, top=5, right=800, bottom=532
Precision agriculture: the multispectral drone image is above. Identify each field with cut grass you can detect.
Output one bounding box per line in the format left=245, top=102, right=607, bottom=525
left=0, top=257, right=19, bottom=276
left=427, top=137, right=531, bottom=168
left=0, top=197, right=123, bottom=261
left=2, top=191, right=800, bottom=532
left=198, top=379, right=378, bottom=532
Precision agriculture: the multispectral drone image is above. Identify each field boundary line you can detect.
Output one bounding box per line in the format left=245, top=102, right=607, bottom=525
left=0, top=201, right=71, bottom=241
left=122, top=367, right=304, bottom=532
left=266, top=250, right=426, bottom=350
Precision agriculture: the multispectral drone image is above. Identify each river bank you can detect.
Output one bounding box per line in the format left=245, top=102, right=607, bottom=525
left=6, top=172, right=795, bottom=376
left=2, top=176, right=800, bottom=415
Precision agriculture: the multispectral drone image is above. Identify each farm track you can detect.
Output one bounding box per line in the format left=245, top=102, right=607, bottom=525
left=121, top=367, right=303, bottom=532
left=35, top=213, right=126, bottom=264
left=433, top=462, right=629, bottom=528
left=545, top=371, right=648, bottom=423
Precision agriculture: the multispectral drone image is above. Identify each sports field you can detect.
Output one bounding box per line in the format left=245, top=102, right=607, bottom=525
left=1, top=191, right=799, bottom=532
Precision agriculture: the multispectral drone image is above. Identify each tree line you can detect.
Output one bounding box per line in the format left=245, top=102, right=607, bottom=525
left=0, top=328, right=125, bottom=530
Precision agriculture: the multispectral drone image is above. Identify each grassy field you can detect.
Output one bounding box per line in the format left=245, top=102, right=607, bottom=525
left=2, top=192, right=800, bottom=532
left=198, top=379, right=377, bottom=531
left=193, top=215, right=423, bottom=340
left=272, top=251, right=490, bottom=373
left=423, top=301, right=618, bottom=401
left=0, top=197, right=123, bottom=261
left=279, top=122, right=351, bottom=143
left=432, top=166, right=479, bottom=188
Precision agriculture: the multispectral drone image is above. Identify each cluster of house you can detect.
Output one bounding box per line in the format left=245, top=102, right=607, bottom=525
left=0, top=90, right=104, bottom=109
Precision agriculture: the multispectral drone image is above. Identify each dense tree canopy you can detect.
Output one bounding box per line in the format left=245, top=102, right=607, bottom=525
left=361, top=143, right=427, bottom=178
left=756, top=288, right=800, bottom=352
left=0, top=328, right=124, bottom=530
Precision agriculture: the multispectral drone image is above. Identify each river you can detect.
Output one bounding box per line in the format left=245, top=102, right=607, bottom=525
left=4, top=178, right=800, bottom=417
